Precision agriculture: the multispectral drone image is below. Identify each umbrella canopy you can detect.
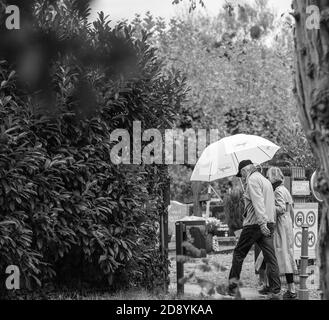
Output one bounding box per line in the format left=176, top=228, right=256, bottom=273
left=190, top=134, right=280, bottom=182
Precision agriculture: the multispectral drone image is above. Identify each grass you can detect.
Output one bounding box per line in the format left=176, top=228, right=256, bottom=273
left=49, top=289, right=214, bottom=300
left=48, top=289, right=173, bottom=300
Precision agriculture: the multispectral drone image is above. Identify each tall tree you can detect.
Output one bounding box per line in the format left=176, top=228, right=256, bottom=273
left=293, top=0, right=329, bottom=299
left=162, top=0, right=315, bottom=202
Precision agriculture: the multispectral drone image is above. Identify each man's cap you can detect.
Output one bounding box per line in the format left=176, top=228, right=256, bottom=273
left=236, top=160, right=253, bottom=178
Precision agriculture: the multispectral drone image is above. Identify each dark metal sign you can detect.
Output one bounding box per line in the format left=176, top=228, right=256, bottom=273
left=175, top=219, right=207, bottom=295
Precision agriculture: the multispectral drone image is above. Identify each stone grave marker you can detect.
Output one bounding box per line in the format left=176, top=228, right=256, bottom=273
left=168, top=201, right=189, bottom=243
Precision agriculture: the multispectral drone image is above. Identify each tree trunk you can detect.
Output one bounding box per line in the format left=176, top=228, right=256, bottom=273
left=293, top=0, right=329, bottom=299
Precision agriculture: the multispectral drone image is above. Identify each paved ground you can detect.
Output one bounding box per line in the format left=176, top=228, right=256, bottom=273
left=168, top=250, right=322, bottom=300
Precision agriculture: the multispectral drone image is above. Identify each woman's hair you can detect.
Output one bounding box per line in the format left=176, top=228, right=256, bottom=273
left=266, top=167, right=284, bottom=184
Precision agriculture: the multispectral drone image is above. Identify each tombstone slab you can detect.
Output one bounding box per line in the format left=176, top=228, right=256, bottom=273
left=168, top=201, right=189, bottom=242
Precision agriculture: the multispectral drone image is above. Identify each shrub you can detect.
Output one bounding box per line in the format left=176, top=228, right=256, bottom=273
left=0, top=1, right=186, bottom=295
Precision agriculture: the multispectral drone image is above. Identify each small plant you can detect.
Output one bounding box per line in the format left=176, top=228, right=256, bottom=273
left=205, top=217, right=222, bottom=235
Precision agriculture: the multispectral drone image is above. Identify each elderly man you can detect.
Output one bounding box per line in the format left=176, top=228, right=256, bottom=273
left=228, top=160, right=281, bottom=299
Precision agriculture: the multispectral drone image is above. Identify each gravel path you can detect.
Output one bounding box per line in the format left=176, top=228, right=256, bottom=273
left=168, top=250, right=321, bottom=300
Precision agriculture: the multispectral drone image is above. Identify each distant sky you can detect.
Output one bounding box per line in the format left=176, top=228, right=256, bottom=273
left=89, top=0, right=292, bottom=23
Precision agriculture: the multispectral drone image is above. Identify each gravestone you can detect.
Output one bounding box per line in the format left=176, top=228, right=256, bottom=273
left=178, top=216, right=207, bottom=256
left=168, top=201, right=189, bottom=243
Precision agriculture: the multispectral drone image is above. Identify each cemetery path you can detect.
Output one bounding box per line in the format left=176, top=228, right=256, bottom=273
left=168, top=250, right=321, bottom=300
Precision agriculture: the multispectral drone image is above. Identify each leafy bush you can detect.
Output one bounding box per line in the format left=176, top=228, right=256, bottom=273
left=0, top=1, right=186, bottom=296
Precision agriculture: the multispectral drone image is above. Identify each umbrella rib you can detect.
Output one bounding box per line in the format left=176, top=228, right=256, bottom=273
left=233, top=153, right=239, bottom=171
left=257, top=146, right=271, bottom=159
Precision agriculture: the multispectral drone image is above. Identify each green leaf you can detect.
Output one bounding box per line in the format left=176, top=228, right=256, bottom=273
left=0, top=220, right=18, bottom=227
left=9, top=202, right=15, bottom=211
left=99, top=255, right=107, bottom=263
left=8, top=70, right=16, bottom=80
left=37, top=239, right=43, bottom=250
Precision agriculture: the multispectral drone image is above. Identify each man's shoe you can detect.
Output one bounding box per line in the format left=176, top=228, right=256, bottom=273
left=258, top=286, right=271, bottom=295
left=227, top=284, right=238, bottom=297
left=267, top=292, right=281, bottom=300
left=283, top=291, right=297, bottom=300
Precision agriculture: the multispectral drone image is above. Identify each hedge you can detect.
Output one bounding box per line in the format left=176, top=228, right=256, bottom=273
left=0, top=0, right=187, bottom=296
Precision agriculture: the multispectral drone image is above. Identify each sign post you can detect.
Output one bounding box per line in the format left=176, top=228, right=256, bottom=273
left=176, top=221, right=184, bottom=296
left=298, top=224, right=309, bottom=300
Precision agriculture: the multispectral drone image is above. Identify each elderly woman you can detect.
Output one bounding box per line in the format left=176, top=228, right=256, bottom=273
left=267, top=167, right=298, bottom=300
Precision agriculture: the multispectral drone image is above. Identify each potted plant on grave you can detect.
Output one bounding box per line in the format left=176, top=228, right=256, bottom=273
left=205, top=217, right=222, bottom=253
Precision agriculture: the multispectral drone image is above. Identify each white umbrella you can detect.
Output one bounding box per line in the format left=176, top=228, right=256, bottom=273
left=190, top=134, right=280, bottom=182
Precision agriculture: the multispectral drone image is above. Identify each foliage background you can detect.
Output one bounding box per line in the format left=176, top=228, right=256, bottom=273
left=128, top=0, right=316, bottom=203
